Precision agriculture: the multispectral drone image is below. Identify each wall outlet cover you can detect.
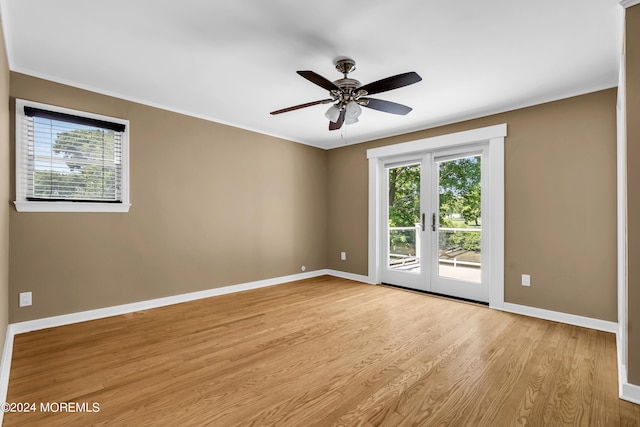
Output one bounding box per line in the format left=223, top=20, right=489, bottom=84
left=19, top=291, right=32, bottom=307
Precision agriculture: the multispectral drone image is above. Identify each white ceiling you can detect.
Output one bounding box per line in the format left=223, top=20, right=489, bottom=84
left=0, top=0, right=622, bottom=149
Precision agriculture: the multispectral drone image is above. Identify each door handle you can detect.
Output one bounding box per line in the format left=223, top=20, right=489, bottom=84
left=421, top=213, right=425, bottom=232
left=431, top=213, right=436, bottom=231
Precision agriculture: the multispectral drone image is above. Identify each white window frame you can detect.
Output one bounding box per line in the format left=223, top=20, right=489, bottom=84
left=14, top=99, right=131, bottom=213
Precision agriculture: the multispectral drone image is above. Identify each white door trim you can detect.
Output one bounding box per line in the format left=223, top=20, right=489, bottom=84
left=616, top=20, right=630, bottom=399
left=367, top=124, right=506, bottom=309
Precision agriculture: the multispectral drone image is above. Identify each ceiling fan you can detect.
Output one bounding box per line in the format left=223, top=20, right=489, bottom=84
left=270, top=58, right=422, bottom=131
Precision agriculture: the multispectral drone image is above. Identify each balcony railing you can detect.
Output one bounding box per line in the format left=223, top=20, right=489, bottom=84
left=388, top=225, right=481, bottom=269
left=388, top=226, right=420, bottom=268
left=438, top=227, right=481, bottom=268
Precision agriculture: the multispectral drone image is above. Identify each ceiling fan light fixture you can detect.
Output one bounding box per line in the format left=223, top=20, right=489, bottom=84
left=345, top=116, right=359, bottom=125
left=325, top=105, right=341, bottom=122
left=345, top=101, right=362, bottom=120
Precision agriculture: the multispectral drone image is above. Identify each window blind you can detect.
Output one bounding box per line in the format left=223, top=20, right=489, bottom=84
left=23, top=106, right=125, bottom=203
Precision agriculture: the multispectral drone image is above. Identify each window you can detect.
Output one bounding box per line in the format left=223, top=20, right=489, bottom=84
left=14, top=99, right=130, bottom=212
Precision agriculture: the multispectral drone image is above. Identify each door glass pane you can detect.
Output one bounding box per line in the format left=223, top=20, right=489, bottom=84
left=437, top=155, right=481, bottom=282
left=387, top=164, right=421, bottom=272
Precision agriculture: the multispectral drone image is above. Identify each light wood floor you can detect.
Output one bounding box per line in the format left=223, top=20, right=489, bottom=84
left=4, top=276, right=640, bottom=426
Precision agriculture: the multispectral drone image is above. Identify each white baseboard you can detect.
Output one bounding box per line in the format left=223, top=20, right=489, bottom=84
left=501, top=303, right=640, bottom=403
left=615, top=326, right=640, bottom=404
left=325, top=269, right=373, bottom=284
left=621, top=382, right=640, bottom=404
left=8, top=270, right=370, bottom=336
left=502, top=302, right=618, bottom=333
left=10, top=270, right=329, bottom=335
left=6, top=269, right=371, bottom=336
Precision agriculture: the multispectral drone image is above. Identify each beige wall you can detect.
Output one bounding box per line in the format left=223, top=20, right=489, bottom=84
left=0, top=20, right=10, bottom=345
left=9, top=73, right=328, bottom=323
left=626, top=4, right=640, bottom=386
left=328, top=89, right=618, bottom=322
left=5, top=53, right=620, bottom=338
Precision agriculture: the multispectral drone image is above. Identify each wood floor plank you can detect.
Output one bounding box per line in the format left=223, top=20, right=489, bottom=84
left=3, top=276, right=637, bottom=426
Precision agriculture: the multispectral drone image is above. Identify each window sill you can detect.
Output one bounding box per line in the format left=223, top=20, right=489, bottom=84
left=14, top=201, right=131, bottom=213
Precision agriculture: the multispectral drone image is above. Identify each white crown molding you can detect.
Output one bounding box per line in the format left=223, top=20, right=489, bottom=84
left=7, top=65, right=324, bottom=150
left=0, top=0, right=14, bottom=67
left=621, top=0, right=640, bottom=8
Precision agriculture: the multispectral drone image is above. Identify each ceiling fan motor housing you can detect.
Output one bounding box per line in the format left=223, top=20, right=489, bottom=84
left=333, top=78, right=361, bottom=91
left=330, top=59, right=363, bottom=109
left=334, top=58, right=356, bottom=75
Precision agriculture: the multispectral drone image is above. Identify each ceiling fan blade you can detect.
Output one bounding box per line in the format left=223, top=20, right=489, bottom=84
left=358, top=71, right=422, bottom=95
left=270, top=99, right=333, bottom=115
left=297, top=70, right=341, bottom=92
left=329, top=109, right=345, bottom=131
left=361, top=98, right=413, bottom=115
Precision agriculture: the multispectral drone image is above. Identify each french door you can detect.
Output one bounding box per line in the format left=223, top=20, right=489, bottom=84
left=381, top=154, right=431, bottom=291
left=381, top=145, right=489, bottom=302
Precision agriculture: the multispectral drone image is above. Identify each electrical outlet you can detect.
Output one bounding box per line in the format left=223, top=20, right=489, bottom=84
left=521, top=274, right=531, bottom=287
left=341, top=252, right=347, bottom=261
left=19, top=292, right=32, bottom=307
left=301, top=266, right=306, bottom=271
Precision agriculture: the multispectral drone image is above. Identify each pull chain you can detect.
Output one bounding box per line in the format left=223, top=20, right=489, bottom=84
left=341, top=122, right=348, bottom=145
